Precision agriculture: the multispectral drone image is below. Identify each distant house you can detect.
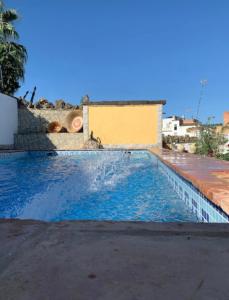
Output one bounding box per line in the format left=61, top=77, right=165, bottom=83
left=224, top=112, right=229, bottom=126
left=162, top=116, right=199, bottom=137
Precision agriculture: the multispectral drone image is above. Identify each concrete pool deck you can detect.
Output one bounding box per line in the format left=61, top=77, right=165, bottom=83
left=1, top=150, right=229, bottom=299
left=1, top=220, right=229, bottom=300
left=150, top=148, right=229, bottom=215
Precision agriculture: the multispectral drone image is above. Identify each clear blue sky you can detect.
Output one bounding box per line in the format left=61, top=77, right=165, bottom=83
left=7, top=0, right=229, bottom=122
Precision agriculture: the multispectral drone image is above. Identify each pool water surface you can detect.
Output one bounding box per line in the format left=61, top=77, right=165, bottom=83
left=0, top=151, right=198, bottom=222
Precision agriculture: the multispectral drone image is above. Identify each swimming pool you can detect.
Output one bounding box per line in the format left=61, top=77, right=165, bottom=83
left=0, top=150, right=200, bottom=222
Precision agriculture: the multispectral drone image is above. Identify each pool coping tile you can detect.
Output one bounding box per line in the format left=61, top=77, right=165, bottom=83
left=150, top=148, right=229, bottom=216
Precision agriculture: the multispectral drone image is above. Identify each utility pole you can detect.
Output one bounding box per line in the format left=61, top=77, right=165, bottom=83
left=196, top=79, right=208, bottom=120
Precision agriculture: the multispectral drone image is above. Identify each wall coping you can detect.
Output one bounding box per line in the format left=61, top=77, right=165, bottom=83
left=18, top=107, right=81, bottom=111
left=84, top=100, right=166, bottom=106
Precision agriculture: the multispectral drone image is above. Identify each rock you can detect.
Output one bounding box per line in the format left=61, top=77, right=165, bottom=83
left=189, top=144, right=197, bottom=154
left=64, top=103, right=74, bottom=109
left=35, top=98, right=54, bottom=109
left=34, top=102, right=41, bottom=109
left=20, top=96, right=79, bottom=110
left=35, top=98, right=48, bottom=109
left=48, top=102, right=55, bottom=109
left=55, top=100, right=78, bottom=110
left=39, top=98, right=49, bottom=105
left=177, top=144, right=185, bottom=152
left=28, top=103, right=35, bottom=109
left=83, top=139, right=103, bottom=149
left=55, top=99, right=66, bottom=109
left=83, top=132, right=103, bottom=149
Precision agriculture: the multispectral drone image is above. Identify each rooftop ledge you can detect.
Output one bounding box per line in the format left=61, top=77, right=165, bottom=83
left=84, top=100, right=166, bottom=106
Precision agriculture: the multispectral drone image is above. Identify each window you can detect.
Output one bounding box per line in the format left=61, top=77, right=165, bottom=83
left=174, top=124, right=177, bottom=131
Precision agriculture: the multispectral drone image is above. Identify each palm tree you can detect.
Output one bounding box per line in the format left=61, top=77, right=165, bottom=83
left=0, top=0, right=27, bottom=95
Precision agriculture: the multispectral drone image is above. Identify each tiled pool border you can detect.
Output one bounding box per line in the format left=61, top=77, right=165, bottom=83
left=157, top=158, right=229, bottom=223
left=0, top=151, right=28, bottom=159
left=0, top=149, right=228, bottom=223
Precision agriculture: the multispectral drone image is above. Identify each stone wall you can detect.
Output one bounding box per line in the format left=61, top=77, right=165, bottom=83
left=15, top=133, right=84, bottom=150
left=18, top=108, right=82, bottom=133
left=15, top=108, right=84, bottom=150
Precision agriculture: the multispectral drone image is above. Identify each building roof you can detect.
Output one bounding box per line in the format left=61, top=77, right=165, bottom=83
left=84, top=100, right=166, bottom=106
left=180, top=119, right=199, bottom=126
left=166, top=115, right=181, bottom=119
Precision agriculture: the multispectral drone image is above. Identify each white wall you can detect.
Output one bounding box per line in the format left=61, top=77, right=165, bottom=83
left=0, top=93, right=18, bottom=147
left=162, top=117, right=199, bottom=137
left=177, top=125, right=198, bottom=137
left=163, top=118, right=180, bottom=136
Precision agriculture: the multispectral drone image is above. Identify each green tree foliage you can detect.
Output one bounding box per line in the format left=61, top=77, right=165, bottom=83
left=195, top=117, right=227, bottom=157
left=0, top=1, right=27, bottom=95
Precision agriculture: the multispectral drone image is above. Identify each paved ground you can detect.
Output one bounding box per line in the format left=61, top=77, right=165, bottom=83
left=151, top=148, right=229, bottom=214
left=1, top=220, right=229, bottom=300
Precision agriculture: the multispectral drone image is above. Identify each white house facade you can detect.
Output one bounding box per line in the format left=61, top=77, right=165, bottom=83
left=162, top=116, right=199, bottom=137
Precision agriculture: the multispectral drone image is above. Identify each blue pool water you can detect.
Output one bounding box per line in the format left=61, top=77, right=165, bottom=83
left=0, top=151, right=198, bottom=222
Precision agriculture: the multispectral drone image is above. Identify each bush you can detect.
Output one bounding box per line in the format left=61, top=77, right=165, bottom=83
left=195, top=118, right=227, bottom=157
left=217, top=152, right=229, bottom=161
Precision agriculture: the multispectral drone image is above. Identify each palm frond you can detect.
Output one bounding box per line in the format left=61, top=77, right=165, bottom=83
left=0, top=2, right=26, bottom=95
left=2, top=9, right=18, bottom=22
left=0, top=22, right=19, bottom=40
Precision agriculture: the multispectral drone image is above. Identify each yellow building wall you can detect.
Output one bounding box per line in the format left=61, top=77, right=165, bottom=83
left=88, top=105, right=160, bottom=145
